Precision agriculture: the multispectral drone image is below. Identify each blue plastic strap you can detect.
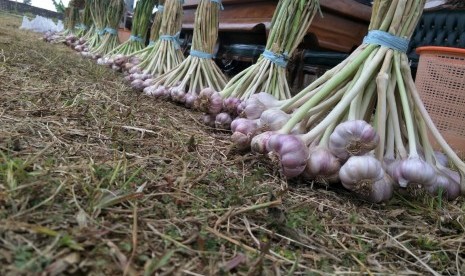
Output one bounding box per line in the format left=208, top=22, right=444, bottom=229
left=262, top=50, right=289, bottom=67
left=104, top=27, right=118, bottom=35
left=149, top=40, right=156, bottom=46
left=363, top=30, right=410, bottom=53
left=190, top=49, right=214, bottom=59
left=210, top=0, right=224, bottom=10
left=160, top=32, right=181, bottom=49
left=157, top=5, right=164, bottom=12
left=130, top=35, right=144, bottom=43
left=76, top=24, right=87, bottom=30
left=97, top=28, right=105, bottom=36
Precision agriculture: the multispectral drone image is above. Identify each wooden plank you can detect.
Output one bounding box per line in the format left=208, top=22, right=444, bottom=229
left=181, top=0, right=372, bottom=52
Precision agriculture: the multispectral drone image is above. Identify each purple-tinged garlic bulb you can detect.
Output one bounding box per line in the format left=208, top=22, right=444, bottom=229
left=215, top=113, right=233, bottom=130
left=259, top=109, right=291, bottom=131
left=143, top=85, right=157, bottom=96
left=143, top=78, right=153, bottom=88
left=129, top=66, right=142, bottom=75
left=266, top=134, right=308, bottom=178
left=131, top=79, right=145, bottom=91
left=303, top=147, right=340, bottom=183
left=251, top=131, right=275, bottom=154
left=184, top=93, right=198, bottom=109
left=170, top=87, right=186, bottom=103
left=111, top=64, right=122, bottom=72
left=425, top=174, right=460, bottom=200
left=150, top=85, right=169, bottom=98
left=390, top=157, right=437, bottom=188
left=240, top=97, right=267, bottom=119
left=329, top=120, right=380, bottom=160
left=434, top=151, right=449, bottom=167
left=223, top=97, right=242, bottom=116
left=231, top=118, right=259, bottom=150
left=340, top=155, right=393, bottom=203
left=202, top=114, right=216, bottom=128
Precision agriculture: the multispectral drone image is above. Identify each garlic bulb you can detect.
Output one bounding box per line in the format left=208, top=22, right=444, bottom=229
left=202, top=114, right=216, bottom=128
left=390, top=157, right=437, bottom=188
left=240, top=98, right=267, bottom=119
left=427, top=168, right=462, bottom=200
left=329, top=120, right=380, bottom=160
left=215, top=113, right=233, bottom=130
left=259, top=109, right=291, bottom=131
left=339, top=155, right=393, bottom=203
left=223, top=97, right=242, bottom=115
left=170, top=87, right=186, bottom=103
left=266, top=134, right=308, bottom=178
left=303, top=147, right=340, bottom=183
left=251, top=131, right=275, bottom=154
left=184, top=93, right=198, bottom=109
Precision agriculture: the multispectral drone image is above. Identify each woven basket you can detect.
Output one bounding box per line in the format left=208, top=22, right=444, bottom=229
left=415, top=46, right=465, bottom=155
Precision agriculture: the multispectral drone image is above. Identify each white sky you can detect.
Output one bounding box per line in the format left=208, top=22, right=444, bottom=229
left=29, top=0, right=70, bottom=12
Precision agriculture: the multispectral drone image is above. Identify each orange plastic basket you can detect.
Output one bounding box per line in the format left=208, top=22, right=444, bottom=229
left=415, top=46, right=465, bottom=155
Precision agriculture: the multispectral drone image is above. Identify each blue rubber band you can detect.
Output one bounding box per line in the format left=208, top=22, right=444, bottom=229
left=157, top=5, right=164, bottom=12
left=76, top=24, right=87, bottom=30
left=104, top=27, right=118, bottom=35
left=97, top=28, right=105, bottom=36
left=149, top=40, right=156, bottom=46
left=262, top=50, right=289, bottom=67
left=130, top=35, right=144, bottom=43
left=210, top=0, right=224, bottom=10
left=160, top=32, right=181, bottom=49
left=190, top=49, right=214, bottom=59
left=363, top=30, right=410, bottom=53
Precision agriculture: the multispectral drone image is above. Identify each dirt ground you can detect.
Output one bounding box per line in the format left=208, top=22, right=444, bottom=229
left=1, top=12, right=464, bottom=275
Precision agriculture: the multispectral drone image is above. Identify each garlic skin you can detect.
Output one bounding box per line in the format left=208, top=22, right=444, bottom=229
left=143, top=85, right=157, bottom=96
left=241, top=98, right=267, bottom=119
left=231, top=118, right=260, bottom=150
left=434, top=151, right=449, bottom=167
left=329, top=120, right=380, bottom=160
left=391, top=157, right=437, bottom=188
left=259, top=109, right=291, bottom=131
left=253, top=92, right=281, bottom=108
left=266, top=134, right=308, bottom=178
left=223, top=97, right=242, bottom=116
left=131, top=79, right=145, bottom=91
left=184, top=93, right=198, bottom=109
left=339, top=155, right=393, bottom=203
left=202, top=114, right=216, bottom=128
left=303, top=147, right=340, bottom=183
left=427, top=168, right=461, bottom=200
left=170, top=87, right=186, bottom=103
left=251, top=131, right=275, bottom=154
left=215, top=113, right=233, bottom=130
left=196, top=88, right=220, bottom=113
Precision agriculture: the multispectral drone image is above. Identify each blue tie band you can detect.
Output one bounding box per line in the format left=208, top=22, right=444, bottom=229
left=190, top=50, right=214, bottom=59
left=210, top=0, right=224, bottom=10
left=363, top=30, right=410, bottom=53
left=262, top=50, right=289, bottom=67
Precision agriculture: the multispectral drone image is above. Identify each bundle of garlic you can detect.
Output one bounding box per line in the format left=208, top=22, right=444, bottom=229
left=75, top=0, right=93, bottom=38
left=48, top=0, right=81, bottom=44
left=232, top=0, right=464, bottom=203
left=143, top=0, right=228, bottom=105
left=121, top=2, right=165, bottom=73
left=73, top=0, right=93, bottom=52
left=81, top=0, right=106, bottom=57
left=106, top=0, right=157, bottom=57
left=195, top=0, right=320, bottom=128
left=128, top=0, right=184, bottom=81
left=92, top=0, right=125, bottom=57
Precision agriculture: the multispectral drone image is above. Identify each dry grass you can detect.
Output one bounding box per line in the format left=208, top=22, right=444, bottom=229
left=1, top=12, right=465, bottom=275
